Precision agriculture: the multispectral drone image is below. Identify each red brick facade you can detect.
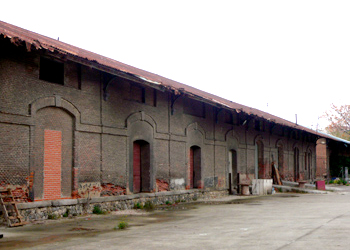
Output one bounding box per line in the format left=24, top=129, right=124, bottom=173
left=1, top=22, right=344, bottom=202
left=43, top=130, right=62, bottom=200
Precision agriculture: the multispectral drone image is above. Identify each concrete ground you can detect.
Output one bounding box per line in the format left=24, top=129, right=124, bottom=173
left=2, top=186, right=350, bottom=250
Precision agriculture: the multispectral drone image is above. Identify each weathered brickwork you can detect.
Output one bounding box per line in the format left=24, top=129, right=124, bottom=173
left=0, top=33, right=321, bottom=206
left=0, top=123, right=29, bottom=186
left=101, top=134, right=127, bottom=185
left=77, top=132, right=101, bottom=183
left=316, top=138, right=328, bottom=179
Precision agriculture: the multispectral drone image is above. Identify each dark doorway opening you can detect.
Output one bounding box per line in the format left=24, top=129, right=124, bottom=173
left=190, top=146, right=201, bottom=189
left=229, top=150, right=237, bottom=194
left=294, top=147, right=300, bottom=181
left=133, top=140, right=151, bottom=193
left=255, top=140, right=264, bottom=179
left=305, top=150, right=312, bottom=180
left=278, top=144, right=283, bottom=173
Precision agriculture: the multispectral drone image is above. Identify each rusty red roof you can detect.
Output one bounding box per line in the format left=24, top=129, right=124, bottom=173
left=0, top=20, right=345, bottom=143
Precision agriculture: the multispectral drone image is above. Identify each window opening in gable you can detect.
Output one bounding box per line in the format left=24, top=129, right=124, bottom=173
left=126, top=81, right=156, bottom=107
left=223, top=110, right=233, bottom=124
left=183, top=98, right=205, bottom=118
left=39, top=57, right=64, bottom=85
left=254, top=119, right=264, bottom=131
left=130, top=84, right=145, bottom=103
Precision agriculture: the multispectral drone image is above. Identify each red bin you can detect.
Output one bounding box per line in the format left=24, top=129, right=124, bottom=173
left=315, top=180, right=326, bottom=190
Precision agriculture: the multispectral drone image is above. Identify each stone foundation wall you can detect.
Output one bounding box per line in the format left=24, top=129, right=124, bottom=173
left=14, top=190, right=228, bottom=222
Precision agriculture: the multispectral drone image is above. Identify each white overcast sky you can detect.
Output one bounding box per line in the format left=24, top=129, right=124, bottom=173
left=2, top=0, right=350, bottom=130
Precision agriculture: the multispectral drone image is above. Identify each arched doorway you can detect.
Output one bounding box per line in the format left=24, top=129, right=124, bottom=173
left=277, top=144, right=284, bottom=174
left=189, top=146, right=201, bottom=189
left=305, top=149, right=312, bottom=180
left=255, top=140, right=264, bottom=179
left=229, top=149, right=237, bottom=193
left=294, top=147, right=300, bottom=181
left=133, top=140, right=151, bottom=193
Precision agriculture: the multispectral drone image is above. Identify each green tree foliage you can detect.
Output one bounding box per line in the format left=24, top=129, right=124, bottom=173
left=324, top=104, right=350, bottom=141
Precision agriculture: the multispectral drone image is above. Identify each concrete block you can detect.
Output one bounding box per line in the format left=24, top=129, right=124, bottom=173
left=17, top=200, right=52, bottom=209
left=252, top=179, right=273, bottom=195
left=170, top=178, right=185, bottom=190
left=78, top=182, right=101, bottom=198
left=52, top=199, right=78, bottom=207
left=204, top=177, right=214, bottom=187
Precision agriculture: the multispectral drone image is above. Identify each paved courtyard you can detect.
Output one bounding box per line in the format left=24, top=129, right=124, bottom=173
left=2, top=186, right=350, bottom=249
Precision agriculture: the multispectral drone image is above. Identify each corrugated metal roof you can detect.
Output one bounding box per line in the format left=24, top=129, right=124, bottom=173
left=1, top=20, right=348, bottom=144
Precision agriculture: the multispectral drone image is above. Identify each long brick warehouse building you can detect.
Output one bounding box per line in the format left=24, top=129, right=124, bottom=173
left=1, top=21, right=348, bottom=215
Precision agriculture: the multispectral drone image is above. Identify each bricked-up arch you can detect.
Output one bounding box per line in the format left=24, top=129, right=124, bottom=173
left=33, top=107, right=74, bottom=200
left=30, top=96, right=80, bottom=126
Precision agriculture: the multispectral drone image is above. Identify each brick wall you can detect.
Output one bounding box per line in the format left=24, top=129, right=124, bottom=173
left=0, top=123, right=29, bottom=185
left=77, top=132, right=101, bottom=183
left=101, top=134, right=127, bottom=185
left=0, top=37, right=321, bottom=201
left=316, top=139, right=328, bottom=179
left=43, top=130, right=62, bottom=200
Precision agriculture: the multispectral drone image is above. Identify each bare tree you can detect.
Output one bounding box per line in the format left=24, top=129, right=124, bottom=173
left=323, top=104, right=350, bottom=141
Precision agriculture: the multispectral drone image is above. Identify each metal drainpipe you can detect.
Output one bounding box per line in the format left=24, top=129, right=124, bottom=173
left=168, top=93, right=171, bottom=186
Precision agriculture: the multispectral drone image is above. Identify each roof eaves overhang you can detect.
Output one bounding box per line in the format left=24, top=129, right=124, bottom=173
left=2, top=20, right=350, bottom=145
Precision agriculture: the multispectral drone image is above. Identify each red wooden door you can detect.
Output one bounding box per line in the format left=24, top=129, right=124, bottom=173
left=133, top=142, right=141, bottom=193
left=190, top=147, right=194, bottom=189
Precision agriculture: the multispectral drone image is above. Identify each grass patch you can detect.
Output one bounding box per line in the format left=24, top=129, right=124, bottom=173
left=63, top=209, right=69, bottom=218
left=115, top=216, right=129, bottom=230
left=48, top=213, right=58, bottom=220
left=133, top=202, right=144, bottom=209
left=92, top=205, right=106, bottom=215
left=143, top=201, right=155, bottom=211
left=328, top=178, right=348, bottom=185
